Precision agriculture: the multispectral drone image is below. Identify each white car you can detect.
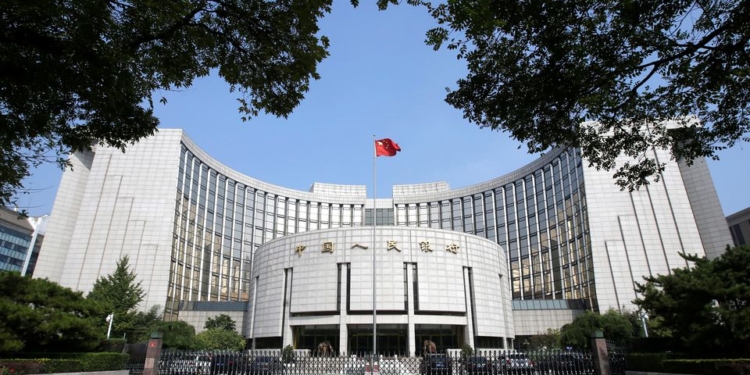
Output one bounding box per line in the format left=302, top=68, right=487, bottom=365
left=194, top=355, right=211, bottom=373
left=168, top=355, right=212, bottom=374
left=497, top=353, right=535, bottom=374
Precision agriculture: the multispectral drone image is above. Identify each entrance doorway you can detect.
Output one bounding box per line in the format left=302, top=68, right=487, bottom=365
left=415, top=324, right=462, bottom=354
left=293, top=325, right=339, bottom=355
left=347, top=324, right=408, bottom=355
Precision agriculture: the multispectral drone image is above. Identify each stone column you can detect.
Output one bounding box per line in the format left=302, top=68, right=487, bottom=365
left=143, top=332, right=163, bottom=375
left=590, top=330, right=610, bottom=375
left=282, top=269, right=294, bottom=348
left=406, top=263, right=416, bottom=356
left=462, top=267, right=475, bottom=348
left=339, top=263, right=349, bottom=355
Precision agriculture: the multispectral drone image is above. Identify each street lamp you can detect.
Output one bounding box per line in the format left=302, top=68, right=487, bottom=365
left=106, top=313, right=114, bottom=339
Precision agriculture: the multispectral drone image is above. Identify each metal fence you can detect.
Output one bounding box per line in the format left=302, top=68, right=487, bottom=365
left=129, top=349, right=597, bottom=375
left=127, top=356, right=146, bottom=375
left=606, top=340, right=626, bottom=375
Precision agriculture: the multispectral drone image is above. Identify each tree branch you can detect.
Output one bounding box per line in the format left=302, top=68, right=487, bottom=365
left=128, top=4, right=207, bottom=51
left=636, top=22, right=730, bottom=71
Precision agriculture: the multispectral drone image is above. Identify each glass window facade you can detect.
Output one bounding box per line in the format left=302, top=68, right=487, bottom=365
left=0, top=226, right=33, bottom=272
left=364, top=208, right=395, bottom=226
left=730, top=223, right=746, bottom=246
left=167, top=146, right=368, bottom=317
left=168, top=145, right=596, bottom=318
left=392, top=149, right=596, bottom=306
left=0, top=212, right=43, bottom=275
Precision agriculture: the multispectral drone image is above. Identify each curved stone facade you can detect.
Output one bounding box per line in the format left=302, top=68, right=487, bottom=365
left=248, top=227, right=512, bottom=354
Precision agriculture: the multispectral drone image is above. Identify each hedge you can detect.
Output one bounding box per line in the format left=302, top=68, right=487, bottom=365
left=628, top=337, right=684, bottom=353
left=0, top=353, right=128, bottom=374
left=79, top=353, right=129, bottom=372
left=663, top=359, right=750, bottom=375
left=0, top=360, right=47, bottom=375
left=96, top=339, right=126, bottom=354
left=625, top=352, right=687, bottom=372
left=38, top=359, right=85, bottom=374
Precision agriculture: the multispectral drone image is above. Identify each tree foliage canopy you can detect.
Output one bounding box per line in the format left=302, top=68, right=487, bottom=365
left=205, top=314, right=237, bottom=331
left=425, top=0, right=750, bottom=190
left=0, top=0, right=350, bottom=207
left=196, top=328, right=246, bottom=350
left=527, top=328, right=561, bottom=350
left=87, top=256, right=145, bottom=339
left=129, top=305, right=164, bottom=343
left=1, top=0, right=429, bottom=208
left=634, top=245, right=750, bottom=356
left=559, top=309, right=637, bottom=348
left=153, top=321, right=199, bottom=349
left=0, top=272, right=104, bottom=354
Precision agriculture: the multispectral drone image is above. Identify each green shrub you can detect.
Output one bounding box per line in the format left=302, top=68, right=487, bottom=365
left=37, top=359, right=84, bottom=373
left=7, top=353, right=72, bottom=360
left=0, top=359, right=85, bottom=374
left=663, top=359, right=750, bottom=375
left=1, top=354, right=127, bottom=374
left=79, top=353, right=129, bottom=371
left=0, top=360, right=45, bottom=375
left=625, top=352, right=687, bottom=372
left=628, top=337, right=683, bottom=353
left=626, top=353, right=667, bottom=372
left=97, top=339, right=126, bottom=353
left=720, top=362, right=750, bottom=375
left=282, top=345, right=294, bottom=363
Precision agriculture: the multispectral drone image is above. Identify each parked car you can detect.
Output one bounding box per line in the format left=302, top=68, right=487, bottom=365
left=537, top=352, right=591, bottom=374
left=168, top=354, right=212, bottom=375
left=497, top=353, right=534, bottom=374
left=420, top=354, right=453, bottom=375
left=195, top=355, right=213, bottom=373
left=247, top=356, right=284, bottom=375
left=463, top=356, right=492, bottom=375
left=342, top=358, right=366, bottom=375
left=211, top=353, right=242, bottom=375
left=380, top=358, right=409, bottom=375
left=344, top=360, right=367, bottom=375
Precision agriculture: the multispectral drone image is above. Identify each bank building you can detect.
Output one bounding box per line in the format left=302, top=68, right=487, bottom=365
left=34, top=129, right=732, bottom=354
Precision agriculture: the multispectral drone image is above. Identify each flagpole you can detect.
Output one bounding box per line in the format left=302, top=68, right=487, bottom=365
left=372, top=134, right=378, bottom=367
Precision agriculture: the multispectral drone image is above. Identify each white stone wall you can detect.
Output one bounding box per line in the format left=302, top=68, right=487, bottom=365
left=35, top=130, right=184, bottom=311
left=582, top=147, right=713, bottom=311
left=34, top=151, right=94, bottom=282
left=247, top=227, right=513, bottom=352
left=677, top=159, right=734, bottom=258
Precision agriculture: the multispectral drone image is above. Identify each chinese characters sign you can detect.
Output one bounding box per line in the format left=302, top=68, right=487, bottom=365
left=293, top=240, right=461, bottom=257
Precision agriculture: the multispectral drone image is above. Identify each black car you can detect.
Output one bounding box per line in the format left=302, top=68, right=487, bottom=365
left=420, top=354, right=452, bottom=375
left=210, top=353, right=242, bottom=375
left=247, top=356, right=284, bottom=375
left=464, top=356, right=492, bottom=375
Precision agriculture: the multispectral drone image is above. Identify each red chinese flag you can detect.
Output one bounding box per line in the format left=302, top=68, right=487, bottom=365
left=375, top=138, right=401, bottom=157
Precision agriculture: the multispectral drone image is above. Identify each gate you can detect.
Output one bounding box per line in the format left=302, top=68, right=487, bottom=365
left=606, top=340, right=626, bottom=375
left=128, top=349, right=601, bottom=375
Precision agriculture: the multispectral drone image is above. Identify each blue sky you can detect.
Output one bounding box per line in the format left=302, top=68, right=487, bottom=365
left=15, top=1, right=750, bottom=217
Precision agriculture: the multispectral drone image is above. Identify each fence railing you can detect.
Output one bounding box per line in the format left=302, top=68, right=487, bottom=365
left=126, top=356, right=146, bottom=375
left=606, top=340, right=626, bottom=375
left=129, top=349, right=597, bottom=375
